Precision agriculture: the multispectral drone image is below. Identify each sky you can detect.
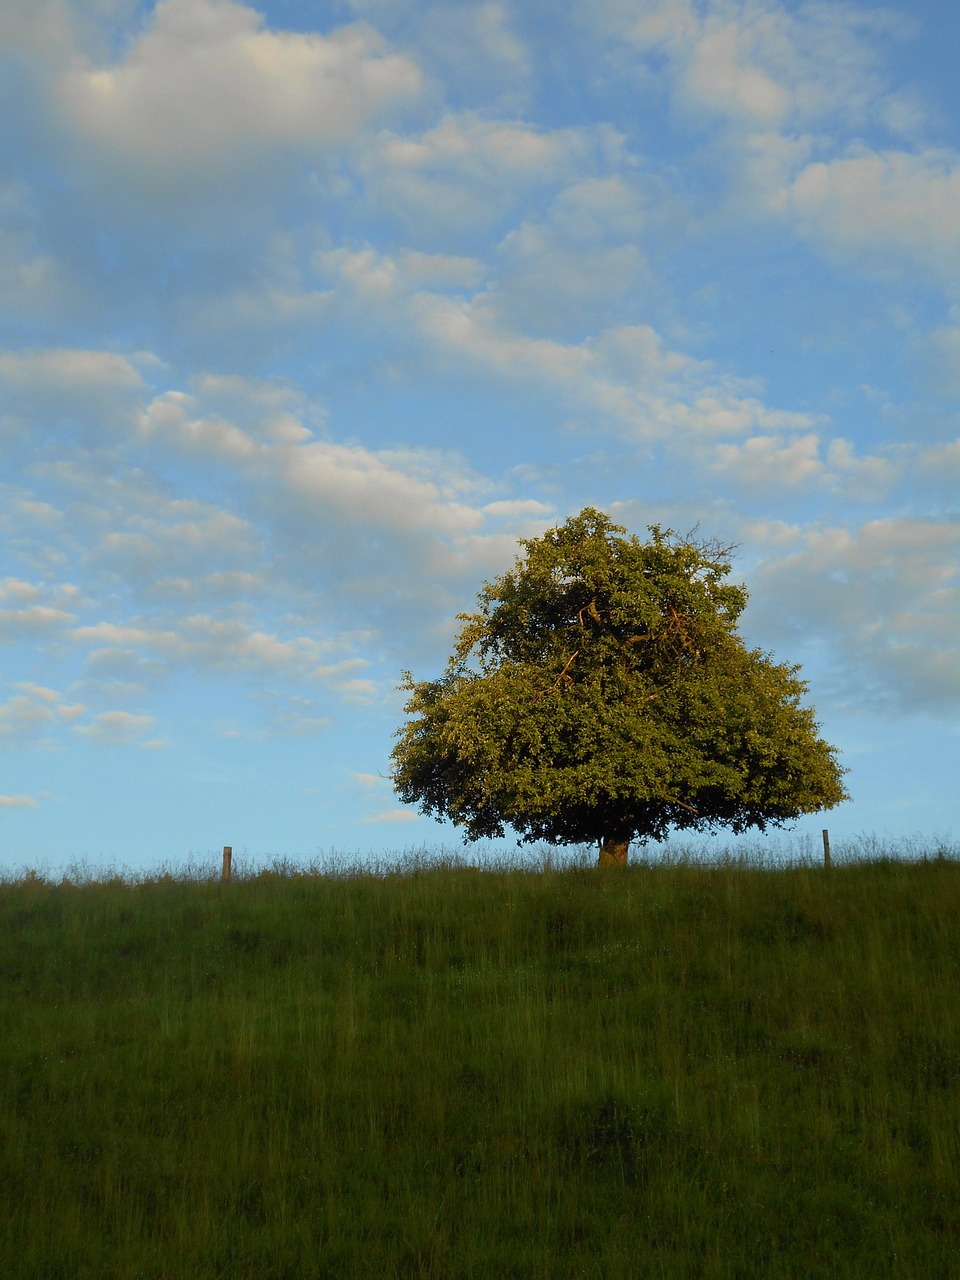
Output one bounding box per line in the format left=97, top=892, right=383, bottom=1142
left=1, top=0, right=958, bottom=877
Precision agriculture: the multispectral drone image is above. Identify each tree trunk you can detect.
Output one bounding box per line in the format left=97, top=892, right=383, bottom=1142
left=597, top=834, right=630, bottom=867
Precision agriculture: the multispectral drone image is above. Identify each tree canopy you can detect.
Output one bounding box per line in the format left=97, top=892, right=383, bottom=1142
left=391, top=508, right=848, bottom=865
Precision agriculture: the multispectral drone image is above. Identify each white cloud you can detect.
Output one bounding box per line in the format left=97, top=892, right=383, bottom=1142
left=315, top=239, right=827, bottom=449
left=0, top=358, right=549, bottom=697
left=0, top=683, right=85, bottom=744
left=352, top=1, right=531, bottom=109
left=134, top=375, right=498, bottom=552
left=786, top=148, right=960, bottom=286
left=59, top=0, right=422, bottom=171
left=482, top=499, right=553, bottom=518
left=570, top=171, right=662, bottom=230
left=432, top=1, right=528, bottom=81
left=0, top=579, right=82, bottom=640
left=395, top=250, right=486, bottom=290
left=712, top=432, right=824, bottom=489
left=359, top=113, right=626, bottom=242
left=595, top=0, right=951, bottom=297
left=747, top=517, right=960, bottom=714
left=382, top=112, right=585, bottom=179
left=138, top=392, right=261, bottom=461
left=0, top=347, right=145, bottom=393
left=0, top=794, right=40, bottom=809
left=73, top=615, right=321, bottom=675
left=415, top=291, right=822, bottom=446
left=248, top=691, right=334, bottom=736
left=0, top=230, right=72, bottom=319
left=135, top=383, right=498, bottom=562
left=0, top=0, right=145, bottom=64
left=0, top=0, right=77, bottom=59
left=142, top=372, right=322, bottom=448
left=482, top=216, right=649, bottom=338
left=0, top=605, right=77, bottom=641
left=349, top=761, right=421, bottom=823
left=92, top=507, right=259, bottom=587
left=74, top=710, right=158, bottom=746
left=3, top=500, right=64, bottom=529
left=276, top=439, right=486, bottom=538
left=684, top=18, right=790, bottom=125
left=186, top=284, right=337, bottom=351
left=361, top=807, right=421, bottom=824
left=920, top=323, right=960, bottom=397
left=612, top=0, right=911, bottom=135
left=0, top=692, right=56, bottom=742
left=2, top=328, right=911, bottom=746
left=824, top=438, right=900, bottom=501
left=0, top=579, right=42, bottom=604
left=919, top=436, right=960, bottom=479
left=694, top=432, right=897, bottom=501
left=0, top=348, right=146, bottom=439
left=78, top=647, right=169, bottom=706
left=68, top=610, right=380, bottom=705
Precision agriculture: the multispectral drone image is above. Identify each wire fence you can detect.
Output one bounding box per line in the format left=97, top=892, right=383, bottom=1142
left=2, top=829, right=957, bottom=887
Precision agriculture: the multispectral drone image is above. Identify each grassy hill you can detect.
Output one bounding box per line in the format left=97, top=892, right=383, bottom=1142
left=2, top=848, right=959, bottom=1278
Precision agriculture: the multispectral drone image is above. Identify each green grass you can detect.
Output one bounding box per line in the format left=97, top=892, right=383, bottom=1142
left=2, top=844, right=959, bottom=1278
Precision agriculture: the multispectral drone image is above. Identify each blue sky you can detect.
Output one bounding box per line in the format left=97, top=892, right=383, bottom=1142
left=1, top=0, right=958, bottom=875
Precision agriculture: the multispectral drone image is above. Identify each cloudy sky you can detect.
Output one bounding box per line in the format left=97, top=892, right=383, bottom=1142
left=1, top=0, right=958, bottom=874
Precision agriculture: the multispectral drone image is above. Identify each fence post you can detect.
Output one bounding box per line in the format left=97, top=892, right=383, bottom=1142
left=822, top=829, right=831, bottom=869
left=222, top=845, right=233, bottom=882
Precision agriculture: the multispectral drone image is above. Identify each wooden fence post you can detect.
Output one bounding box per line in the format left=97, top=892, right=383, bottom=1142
left=822, top=829, right=831, bottom=869
left=222, top=845, right=232, bottom=882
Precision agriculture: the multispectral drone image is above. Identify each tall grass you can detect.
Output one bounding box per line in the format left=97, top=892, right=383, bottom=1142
left=2, top=842, right=959, bottom=1278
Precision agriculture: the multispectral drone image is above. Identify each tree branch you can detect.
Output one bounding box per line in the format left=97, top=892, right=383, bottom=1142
left=552, top=650, right=579, bottom=687
left=661, top=792, right=699, bottom=815
left=533, top=650, right=580, bottom=700
left=578, top=599, right=602, bottom=627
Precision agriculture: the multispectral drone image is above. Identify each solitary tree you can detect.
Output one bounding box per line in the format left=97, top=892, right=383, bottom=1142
left=391, top=508, right=847, bottom=866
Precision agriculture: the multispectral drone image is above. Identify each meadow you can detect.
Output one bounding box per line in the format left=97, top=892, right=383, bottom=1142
left=1, top=839, right=959, bottom=1278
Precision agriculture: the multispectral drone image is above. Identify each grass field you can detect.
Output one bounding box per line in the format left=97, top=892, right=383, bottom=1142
left=2, top=841, right=959, bottom=1278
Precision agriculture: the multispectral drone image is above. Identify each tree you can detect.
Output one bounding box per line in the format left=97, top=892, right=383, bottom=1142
left=391, top=508, right=848, bottom=866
